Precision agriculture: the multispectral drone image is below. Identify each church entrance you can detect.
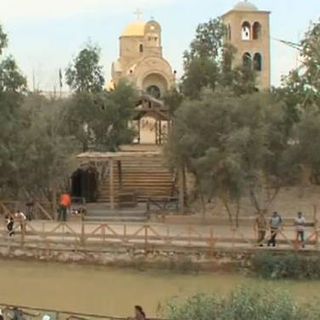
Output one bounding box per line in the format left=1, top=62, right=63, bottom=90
left=71, top=167, right=98, bottom=203
left=133, top=94, right=171, bottom=145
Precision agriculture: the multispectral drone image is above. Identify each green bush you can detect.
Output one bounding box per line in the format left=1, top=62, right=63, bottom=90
left=251, top=252, right=320, bottom=279
left=165, top=286, right=320, bottom=320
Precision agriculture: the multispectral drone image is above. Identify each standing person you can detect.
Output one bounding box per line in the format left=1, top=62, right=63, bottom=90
left=6, top=215, right=15, bottom=237
left=295, top=211, right=306, bottom=248
left=254, top=211, right=267, bottom=246
left=267, top=211, right=283, bottom=247
left=15, top=210, right=27, bottom=232
left=58, top=193, right=72, bottom=222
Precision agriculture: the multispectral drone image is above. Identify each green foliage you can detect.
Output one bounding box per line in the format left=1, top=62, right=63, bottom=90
left=186, top=18, right=226, bottom=60
left=0, top=92, right=75, bottom=200
left=182, top=56, right=219, bottom=99
left=278, top=18, right=320, bottom=126
left=166, top=89, right=290, bottom=219
left=17, top=94, right=76, bottom=198
left=66, top=43, right=105, bottom=93
left=164, top=88, right=184, bottom=116
left=252, top=252, right=320, bottom=280
left=0, top=56, right=27, bottom=92
left=166, top=286, right=320, bottom=320
left=181, top=17, right=257, bottom=99
left=0, top=23, right=28, bottom=197
left=63, top=81, right=137, bottom=151
left=0, top=24, right=8, bottom=54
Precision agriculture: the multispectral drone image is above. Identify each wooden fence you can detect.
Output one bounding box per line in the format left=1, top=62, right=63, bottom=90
left=0, top=220, right=318, bottom=253
left=0, top=303, right=165, bottom=320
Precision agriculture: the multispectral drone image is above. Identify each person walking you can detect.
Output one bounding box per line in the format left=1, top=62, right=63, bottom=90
left=254, top=212, right=267, bottom=246
left=267, top=211, right=283, bottom=247
left=295, top=211, right=306, bottom=248
left=58, top=193, right=71, bottom=222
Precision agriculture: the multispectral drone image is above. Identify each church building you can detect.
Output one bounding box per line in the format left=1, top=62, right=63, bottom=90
left=222, top=1, right=271, bottom=90
left=111, top=16, right=175, bottom=98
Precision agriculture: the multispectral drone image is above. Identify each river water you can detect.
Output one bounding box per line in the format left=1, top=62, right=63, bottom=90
left=1, top=260, right=320, bottom=318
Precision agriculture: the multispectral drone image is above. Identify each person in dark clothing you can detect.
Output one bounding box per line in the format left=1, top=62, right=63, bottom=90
left=6, top=216, right=15, bottom=237
left=12, top=307, right=25, bottom=320
left=26, top=200, right=34, bottom=221
left=134, top=306, right=146, bottom=320
left=267, top=211, right=283, bottom=247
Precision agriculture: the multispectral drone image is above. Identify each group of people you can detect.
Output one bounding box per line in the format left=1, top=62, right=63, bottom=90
left=255, top=211, right=307, bottom=247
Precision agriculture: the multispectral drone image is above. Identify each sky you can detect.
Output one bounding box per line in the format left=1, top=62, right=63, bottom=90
left=0, top=0, right=319, bottom=91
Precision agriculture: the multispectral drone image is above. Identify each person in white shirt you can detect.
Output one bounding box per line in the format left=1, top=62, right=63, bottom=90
left=15, top=210, right=27, bottom=232
left=294, top=212, right=306, bottom=248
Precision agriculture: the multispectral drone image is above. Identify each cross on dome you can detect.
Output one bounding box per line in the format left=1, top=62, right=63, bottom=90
left=134, top=8, right=143, bottom=21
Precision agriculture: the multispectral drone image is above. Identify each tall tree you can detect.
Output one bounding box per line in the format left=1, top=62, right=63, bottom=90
left=181, top=18, right=256, bottom=99
left=0, top=25, right=8, bottom=54
left=166, top=89, right=290, bottom=225
left=65, top=43, right=105, bottom=93
left=0, top=24, right=27, bottom=197
left=277, top=18, right=320, bottom=127
left=63, top=81, right=137, bottom=152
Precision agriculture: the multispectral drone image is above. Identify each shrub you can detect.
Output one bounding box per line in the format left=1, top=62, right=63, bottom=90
left=251, top=252, right=320, bottom=279
left=165, top=286, right=320, bottom=320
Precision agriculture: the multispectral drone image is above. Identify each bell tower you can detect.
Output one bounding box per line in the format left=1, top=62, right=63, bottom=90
left=222, top=1, right=271, bottom=90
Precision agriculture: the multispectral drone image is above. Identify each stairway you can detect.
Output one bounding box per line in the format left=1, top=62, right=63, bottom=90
left=85, top=202, right=148, bottom=222
left=97, top=146, right=176, bottom=205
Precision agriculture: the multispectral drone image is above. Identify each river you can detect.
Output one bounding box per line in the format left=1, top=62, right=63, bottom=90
left=1, top=260, right=319, bottom=318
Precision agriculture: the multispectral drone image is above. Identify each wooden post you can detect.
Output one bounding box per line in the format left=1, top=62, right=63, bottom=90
left=144, top=225, right=148, bottom=252
left=159, top=120, right=162, bottom=145
left=123, top=224, right=127, bottom=243
left=21, top=220, right=25, bottom=246
left=314, top=205, right=318, bottom=249
left=109, top=158, right=115, bottom=210
left=81, top=220, right=85, bottom=246
left=178, top=167, right=185, bottom=214
left=52, top=184, right=57, bottom=220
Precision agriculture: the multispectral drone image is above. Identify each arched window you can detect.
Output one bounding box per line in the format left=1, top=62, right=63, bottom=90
left=139, top=44, right=144, bottom=53
left=147, top=85, right=161, bottom=98
left=243, top=52, right=252, bottom=69
left=241, top=21, right=251, bottom=40
left=253, top=22, right=262, bottom=40
left=253, top=53, right=262, bottom=71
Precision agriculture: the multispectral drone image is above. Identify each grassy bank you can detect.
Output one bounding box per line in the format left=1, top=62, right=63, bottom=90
left=164, top=285, right=320, bottom=320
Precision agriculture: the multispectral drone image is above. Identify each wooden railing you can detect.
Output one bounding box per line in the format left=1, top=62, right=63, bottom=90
left=0, top=221, right=318, bottom=253
left=0, top=303, right=165, bottom=320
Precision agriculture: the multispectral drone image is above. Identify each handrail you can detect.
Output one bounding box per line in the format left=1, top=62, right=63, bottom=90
left=0, top=303, right=166, bottom=320
left=0, top=220, right=318, bottom=253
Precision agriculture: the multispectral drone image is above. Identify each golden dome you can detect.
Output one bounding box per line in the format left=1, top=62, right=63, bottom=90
left=121, top=21, right=146, bottom=37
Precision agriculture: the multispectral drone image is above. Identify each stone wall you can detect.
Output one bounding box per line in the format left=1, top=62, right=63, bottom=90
left=0, top=244, right=290, bottom=273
